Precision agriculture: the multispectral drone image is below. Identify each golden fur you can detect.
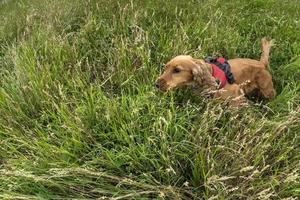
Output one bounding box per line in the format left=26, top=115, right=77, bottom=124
left=155, top=38, right=276, bottom=106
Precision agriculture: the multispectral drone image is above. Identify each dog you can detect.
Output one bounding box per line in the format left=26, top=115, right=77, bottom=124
left=155, top=38, right=276, bottom=106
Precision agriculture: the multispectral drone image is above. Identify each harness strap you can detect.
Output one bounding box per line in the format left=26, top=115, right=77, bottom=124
left=205, top=57, right=235, bottom=88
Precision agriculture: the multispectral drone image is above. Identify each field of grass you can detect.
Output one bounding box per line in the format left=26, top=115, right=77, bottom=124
left=0, top=0, right=299, bottom=199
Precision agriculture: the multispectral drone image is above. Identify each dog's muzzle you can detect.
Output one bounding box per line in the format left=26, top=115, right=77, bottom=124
left=155, top=79, right=167, bottom=90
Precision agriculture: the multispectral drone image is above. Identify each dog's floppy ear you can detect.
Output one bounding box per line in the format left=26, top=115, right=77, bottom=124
left=192, top=64, right=204, bottom=80
left=191, top=58, right=218, bottom=89
left=191, top=58, right=208, bottom=83
left=191, top=58, right=206, bottom=81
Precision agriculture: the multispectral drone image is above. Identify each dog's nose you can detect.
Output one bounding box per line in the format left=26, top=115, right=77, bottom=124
left=155, top=82, right=160, bottom=88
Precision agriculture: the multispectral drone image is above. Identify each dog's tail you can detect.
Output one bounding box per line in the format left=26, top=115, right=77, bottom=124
left=260, top=37, right=274, bottom=69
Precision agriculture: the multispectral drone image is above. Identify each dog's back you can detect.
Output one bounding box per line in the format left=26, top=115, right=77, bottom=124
left=228, top=38, right=275, bottom=97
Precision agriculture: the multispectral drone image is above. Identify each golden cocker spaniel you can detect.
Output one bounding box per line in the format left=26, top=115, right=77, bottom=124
left=155, top=38, right=276, bottom=106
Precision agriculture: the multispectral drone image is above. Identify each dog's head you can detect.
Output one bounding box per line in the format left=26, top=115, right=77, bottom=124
left=155, top=55, right=214, bottom=91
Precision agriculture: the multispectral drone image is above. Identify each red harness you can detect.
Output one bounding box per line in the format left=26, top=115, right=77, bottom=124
left=206, top=57, right=230, bottom=89
left=210, top=64, right=227, bottom=88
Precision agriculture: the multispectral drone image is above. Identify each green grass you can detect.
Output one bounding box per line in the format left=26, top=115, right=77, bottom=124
left=0, top=0, right=299, bottom=199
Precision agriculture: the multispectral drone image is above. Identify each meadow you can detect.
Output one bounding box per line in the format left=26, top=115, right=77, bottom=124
left=0, top=0, right=299, bottom=199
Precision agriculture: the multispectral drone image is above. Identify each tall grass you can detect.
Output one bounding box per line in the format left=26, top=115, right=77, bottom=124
left=0, top=0, right=299, bottom=199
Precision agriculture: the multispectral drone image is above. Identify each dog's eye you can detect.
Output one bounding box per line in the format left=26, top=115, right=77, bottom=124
left=173, top=67, right=181, bottom=74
